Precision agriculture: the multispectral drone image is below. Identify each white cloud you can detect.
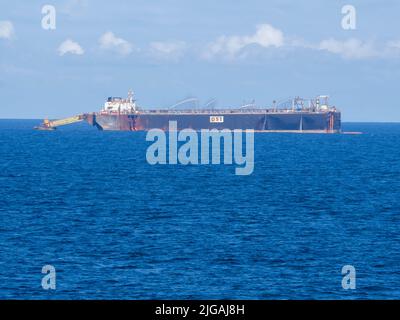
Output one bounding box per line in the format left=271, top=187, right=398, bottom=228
left=317, top=38, right=378, bottom=59
left=99, top=32, right=133, bottom=55
left=204, top=24, right=284, bottom=59
left=149, top=41, right=187, bottom=60
left=58, top=39, right=84, bottom=56
left=0, top=21, right=14, bottom=39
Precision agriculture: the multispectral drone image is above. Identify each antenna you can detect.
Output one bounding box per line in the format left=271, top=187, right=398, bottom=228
left=127, top=89, right=134, bottom=103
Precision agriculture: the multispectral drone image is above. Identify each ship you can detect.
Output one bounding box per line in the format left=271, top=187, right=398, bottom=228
left=35, top=90, right=341, bottom=133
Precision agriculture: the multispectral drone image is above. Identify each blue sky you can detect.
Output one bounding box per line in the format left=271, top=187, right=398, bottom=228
left=1, top=0, right=400, bottom=121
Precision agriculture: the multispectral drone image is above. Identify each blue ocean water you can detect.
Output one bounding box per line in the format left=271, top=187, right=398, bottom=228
left=0, top=120, right=399, bottom=299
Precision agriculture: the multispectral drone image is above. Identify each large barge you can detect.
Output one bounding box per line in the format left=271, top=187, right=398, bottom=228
left=36, top=91, right=341, bottom=133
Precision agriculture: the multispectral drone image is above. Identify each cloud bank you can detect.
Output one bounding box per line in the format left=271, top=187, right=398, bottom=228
left=3, top=18, right=400, bottom=62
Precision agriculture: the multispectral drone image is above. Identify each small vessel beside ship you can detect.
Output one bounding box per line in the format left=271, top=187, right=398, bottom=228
left=35, top=91, right=341, bottom=133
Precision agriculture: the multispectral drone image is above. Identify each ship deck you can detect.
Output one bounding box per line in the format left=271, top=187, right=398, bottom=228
left=94, top=108, right=339, bottom=116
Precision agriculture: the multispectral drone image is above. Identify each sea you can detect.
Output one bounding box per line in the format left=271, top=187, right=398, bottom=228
left=0, top=120, right=399, bottom=299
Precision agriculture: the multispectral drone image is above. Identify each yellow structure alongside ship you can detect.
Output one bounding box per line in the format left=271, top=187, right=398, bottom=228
left=35, top=115, right=83, bottom=130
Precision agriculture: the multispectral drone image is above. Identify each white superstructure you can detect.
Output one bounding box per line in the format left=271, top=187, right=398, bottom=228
left=101, top=90, right=137, bottom=114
